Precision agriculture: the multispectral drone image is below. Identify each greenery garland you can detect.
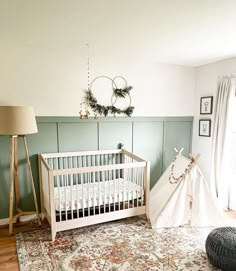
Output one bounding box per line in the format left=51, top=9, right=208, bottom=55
left=85, top=76, right=134, bottom=117
left=85, top=89, right=135, bottom=117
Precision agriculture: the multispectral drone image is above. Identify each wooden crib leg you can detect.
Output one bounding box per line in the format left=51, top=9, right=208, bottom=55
left=51, top=229, right=57, bottom=242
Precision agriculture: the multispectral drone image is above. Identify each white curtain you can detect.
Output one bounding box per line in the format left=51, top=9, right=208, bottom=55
left=228, top=84, right=236, bottom=210
left=210, top=78, right=234, bottom=210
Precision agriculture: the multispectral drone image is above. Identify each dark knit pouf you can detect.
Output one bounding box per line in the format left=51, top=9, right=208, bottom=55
left=206, top=227, right=236, bottom=271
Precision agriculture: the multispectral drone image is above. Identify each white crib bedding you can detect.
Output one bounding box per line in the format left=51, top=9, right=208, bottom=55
left=54, top=178, right=144, bottom=211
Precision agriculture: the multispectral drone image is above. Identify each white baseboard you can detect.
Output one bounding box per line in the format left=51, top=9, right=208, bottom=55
left=0, top=217, right=11, bottom=226
left=0, top=213, right=42, bottom=226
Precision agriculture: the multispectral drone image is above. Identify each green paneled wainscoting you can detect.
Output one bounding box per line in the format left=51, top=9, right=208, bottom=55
left=0, top=117, right=193, bottom=220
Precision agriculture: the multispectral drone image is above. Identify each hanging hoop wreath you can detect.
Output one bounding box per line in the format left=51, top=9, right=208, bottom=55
left=85, top=76, right=134, bottom=117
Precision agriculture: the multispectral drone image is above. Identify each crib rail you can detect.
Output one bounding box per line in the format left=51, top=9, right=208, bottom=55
left=39, top=149, right=149, bottom=241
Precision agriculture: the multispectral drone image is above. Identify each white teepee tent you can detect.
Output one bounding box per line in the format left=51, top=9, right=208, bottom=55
left=150, top=149, right=232, bottom=228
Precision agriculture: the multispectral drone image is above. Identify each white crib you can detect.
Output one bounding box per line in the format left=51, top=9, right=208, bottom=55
left=39, top=148, right=150, bottom=240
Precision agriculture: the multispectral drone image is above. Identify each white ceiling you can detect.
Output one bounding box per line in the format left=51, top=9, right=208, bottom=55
left=1, top=0, right=236, bottom=67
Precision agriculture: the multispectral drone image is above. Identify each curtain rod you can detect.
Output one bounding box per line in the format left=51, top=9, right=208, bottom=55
left=218, top=73, right=236, bottom=96
left=218, top=73, right=236, bottom=79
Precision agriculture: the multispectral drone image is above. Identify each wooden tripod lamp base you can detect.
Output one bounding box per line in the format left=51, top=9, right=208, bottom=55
left=9, top=135, right=41, bottom=235
left=0, top=106, right=41, bottom=235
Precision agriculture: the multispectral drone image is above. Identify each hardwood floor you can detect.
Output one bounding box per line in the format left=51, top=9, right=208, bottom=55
left=0, top=220, right=48, bottom=271
left=0, top=212, right=236, bottom=271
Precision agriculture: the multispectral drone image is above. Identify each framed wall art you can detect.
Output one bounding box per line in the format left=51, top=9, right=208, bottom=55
left=199, top=119, right=211, bottom=137
left=200, top=96, right=213, bottom=114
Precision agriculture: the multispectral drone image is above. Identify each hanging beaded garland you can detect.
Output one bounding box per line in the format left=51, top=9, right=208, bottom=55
left=85, top=75, right=134, bottom=117
left=169, top=156, right=193, bottom=184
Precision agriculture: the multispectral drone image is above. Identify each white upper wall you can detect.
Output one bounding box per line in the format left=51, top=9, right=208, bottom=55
left=0, top=1, right=195, bottom=116
left=1, top=0, right=236, bottom=66
left=192, top=57, right=236, bottom=181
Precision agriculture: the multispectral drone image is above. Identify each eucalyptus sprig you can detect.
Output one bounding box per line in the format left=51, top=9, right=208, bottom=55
left=114, top=86, right=133, bottom=98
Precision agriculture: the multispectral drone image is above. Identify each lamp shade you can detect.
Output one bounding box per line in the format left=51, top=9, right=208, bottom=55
left=0, top=106, right=38, bottom=135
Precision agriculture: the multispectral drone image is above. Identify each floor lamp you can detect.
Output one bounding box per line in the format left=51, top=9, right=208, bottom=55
left=0, top=106, right=41, bottom=235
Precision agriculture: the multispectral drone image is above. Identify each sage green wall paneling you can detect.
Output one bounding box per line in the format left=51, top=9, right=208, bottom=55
left=162, top=121, right=192, bottom=172
left=0, top=117, right=193, bottom=220
left=98, top=122, right=132, bottom=151
left=12, top=123, right=58, bottom=215
left=58, top=123, right=98, bottom=152
left=133, top=122, right=163, bottom=189
left=0, top=123, right=58, bottom=219
left=0, top=136, right=10, bottom=219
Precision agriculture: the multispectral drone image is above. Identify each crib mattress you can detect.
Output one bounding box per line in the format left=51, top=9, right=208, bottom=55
left=54, top=178, right=143, bottom=211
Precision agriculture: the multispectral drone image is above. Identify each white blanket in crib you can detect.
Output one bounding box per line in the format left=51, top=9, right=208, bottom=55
left=54, top=178, right=143, bottom=211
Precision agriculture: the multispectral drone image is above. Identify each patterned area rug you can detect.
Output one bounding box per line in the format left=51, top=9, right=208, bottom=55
left=16, top=216, right=221, bottom=271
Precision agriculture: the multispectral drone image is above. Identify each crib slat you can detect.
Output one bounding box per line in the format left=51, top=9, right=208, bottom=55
left=136, top=168, right=139, bottom=207
left=65, top=159, right=69, bottom=221
left=135, top=167, right=137, bottom=208
left=88, top=172, right=90, bottom=217
left=75, top=168, right=79, bottom=219
left=123, top=168, right=125, bottom=210
left=117, top=168, right=120, bottom=211
left=132, top=167, right=135, bottom=208
left=83, top=157, right=87, bottom=201
left=81, top=172, right=84, bottom=217
left=103, top=170, right=105, bottom=213
left=125, top=155, right=128, bottom=209
left=135, top=167, right=138, bottom=208
left=107, top=154, right=110, bottom=213
left=69, top=157, right=73, bottom=220
left=54, top=159, right=60, bottom=222
left=130, top=156, right=132, bottom=208
left=100, top=155, right=103, bottom=214
left=138, top=167, right=141, bottom=207
left=127, top=157, right=130, bottom=209
left=92, top=171, right=95, bottom=215
left=92, top=155, right=95, bottom=215
left=141, top=167, right=144, bottom=206
left=97, top=155, right=100, bottom=215
left=108, top=155, right=110, bottom=211
left=140, top=167, right=142, bottom=206
left=89, top=156, right=92, bottom=216
left=108, top=169, right=110, bottom=213
left=130, top=157, right=132, bottom=208
left=62, top=158, right=67, bottom=221
left=59, top=158, right=63, bottom=222
left=72, top=156, right=78, bottom=218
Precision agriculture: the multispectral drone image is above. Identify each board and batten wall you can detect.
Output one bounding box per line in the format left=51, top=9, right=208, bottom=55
left=0, top=116, right=193, bottom=220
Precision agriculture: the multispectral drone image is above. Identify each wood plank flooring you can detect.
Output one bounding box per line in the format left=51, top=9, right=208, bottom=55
left=0, top=212, right=236, bottom=271
left=0, top=220, right=48, bottom=271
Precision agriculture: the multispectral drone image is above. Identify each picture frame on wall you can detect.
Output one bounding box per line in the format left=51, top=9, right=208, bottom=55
left=200, top=96, right=213, bottom=114
left=199, top=119, right=211, bottom=137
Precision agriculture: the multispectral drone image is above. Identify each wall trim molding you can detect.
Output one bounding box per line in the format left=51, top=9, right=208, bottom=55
left=36, top=116, right=194, bottom=123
